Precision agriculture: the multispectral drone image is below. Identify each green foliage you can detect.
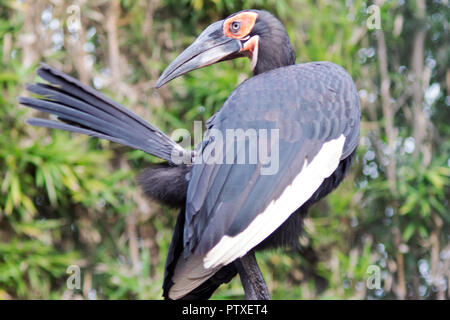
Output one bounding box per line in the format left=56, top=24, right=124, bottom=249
left=0, top=0, right=448, bottom=300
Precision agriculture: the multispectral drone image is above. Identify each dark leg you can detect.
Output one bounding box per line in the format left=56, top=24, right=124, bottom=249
left=235, top=251, right=270, bottom=300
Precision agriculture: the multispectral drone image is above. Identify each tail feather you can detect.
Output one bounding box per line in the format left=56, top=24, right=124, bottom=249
left=19, top=63, right=237, bottom=299
left=26, top=118, right=146, bottom=152
left=19, top=96, right=140, bottom=142
left=25, top=83, right=137, bottom=132
left=36, top=63, right=154, bottom=132
left=19, top=63, right=185, bottom=162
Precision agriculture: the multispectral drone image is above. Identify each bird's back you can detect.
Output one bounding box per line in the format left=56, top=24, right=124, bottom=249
left=209, top=61, right=360, bottom=159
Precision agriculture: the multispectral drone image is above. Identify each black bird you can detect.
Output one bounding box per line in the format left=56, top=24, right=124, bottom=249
left=19, top=10, right=360, bottom=300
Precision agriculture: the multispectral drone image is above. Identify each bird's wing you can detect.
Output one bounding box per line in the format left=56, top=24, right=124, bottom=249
left=185, top=62, right=360, bottom=267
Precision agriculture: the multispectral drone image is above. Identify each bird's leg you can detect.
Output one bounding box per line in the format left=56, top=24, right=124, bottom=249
left=235, top=251, right=270, bottom=300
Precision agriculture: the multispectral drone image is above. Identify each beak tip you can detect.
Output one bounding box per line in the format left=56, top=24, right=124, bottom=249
left=155, top=24, right=240, bottom=89
left=154, top=78, right=165, bottom=89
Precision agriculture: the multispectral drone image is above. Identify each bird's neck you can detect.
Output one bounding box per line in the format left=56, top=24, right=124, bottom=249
left=252, top=39, right=296, bottom=76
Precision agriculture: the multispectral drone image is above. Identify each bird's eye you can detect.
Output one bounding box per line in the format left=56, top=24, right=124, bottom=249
left=230, top=21, right=241, bottom=34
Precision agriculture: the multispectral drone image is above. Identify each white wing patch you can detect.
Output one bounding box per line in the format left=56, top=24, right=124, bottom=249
left=203, top=134, right=346, bottom=269
left=169, top=134, right=346, bottom=299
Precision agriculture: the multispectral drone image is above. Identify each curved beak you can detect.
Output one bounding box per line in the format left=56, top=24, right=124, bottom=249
left=155, top=21, right=242, bottom=88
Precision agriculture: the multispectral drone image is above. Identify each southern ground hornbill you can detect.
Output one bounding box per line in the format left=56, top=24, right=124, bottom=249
left=19, top=10, right=360, bottom=299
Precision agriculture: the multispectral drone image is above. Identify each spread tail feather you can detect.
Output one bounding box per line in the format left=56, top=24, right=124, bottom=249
left=19, top=63, right=236, bottom=299
left=19, top=63, right=185, bottom=162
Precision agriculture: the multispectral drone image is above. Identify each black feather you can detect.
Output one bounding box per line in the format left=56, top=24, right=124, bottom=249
left=162, top=207, right=237, bottom=300
left=19, top=63, right=184, bottom=162
left=138, top=163, right=190, bottom=208
left=26, top=118, right=145, bottom=151
left=256, top=150, right=356, bottom=250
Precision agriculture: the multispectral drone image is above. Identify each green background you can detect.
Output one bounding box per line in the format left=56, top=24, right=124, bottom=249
left=0, top=0, right=448, bottom=299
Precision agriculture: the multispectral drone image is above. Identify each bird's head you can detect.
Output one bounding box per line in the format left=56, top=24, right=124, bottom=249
left=155, top=10, right=296, bottom=88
